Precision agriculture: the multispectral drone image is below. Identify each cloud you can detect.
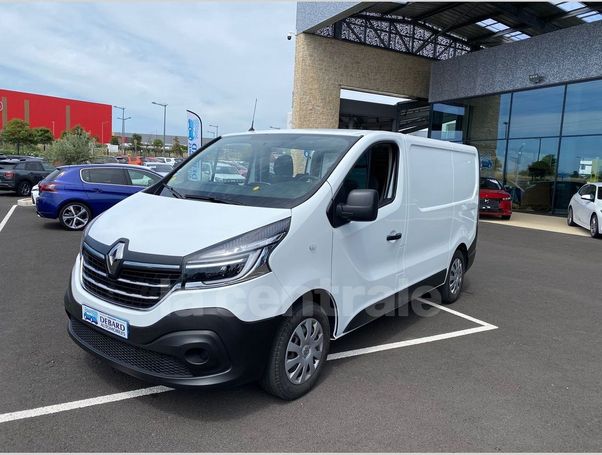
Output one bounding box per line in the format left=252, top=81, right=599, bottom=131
left=0, top=2, right=297, bottom=137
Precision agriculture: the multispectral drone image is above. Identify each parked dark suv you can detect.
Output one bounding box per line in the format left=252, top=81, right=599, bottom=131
left=0, top=158, right=56, bottom=196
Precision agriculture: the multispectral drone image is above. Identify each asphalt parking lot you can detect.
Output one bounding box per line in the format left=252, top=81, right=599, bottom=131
left=1, top=192, right=602, bottom=452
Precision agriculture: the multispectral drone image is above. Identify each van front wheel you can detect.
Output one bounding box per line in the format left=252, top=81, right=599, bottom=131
left=261, top=303, right=330, bottom=400
left=440, top=250, right=465, bottom=304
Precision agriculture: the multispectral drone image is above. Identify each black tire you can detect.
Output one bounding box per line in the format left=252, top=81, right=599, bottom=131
left=567, top=207, right=576, bottom=226
left=59, top=202, right=92, bottom=231
left=501, top=215, right=511, bottom=220
left=590, top=214, right=601, bottom=239
left=261, top=303, right=330, bottom=400
left=440, top=249, right=466, bottom=304
left=16, top=180, right=32, bottom=197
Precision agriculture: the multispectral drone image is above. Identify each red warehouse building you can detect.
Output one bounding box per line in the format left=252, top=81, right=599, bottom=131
left=0, top=88, right=112, bottom=143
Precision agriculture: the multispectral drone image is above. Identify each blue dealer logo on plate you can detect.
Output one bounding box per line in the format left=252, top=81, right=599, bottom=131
left=83, top=308, right=98, bottom=325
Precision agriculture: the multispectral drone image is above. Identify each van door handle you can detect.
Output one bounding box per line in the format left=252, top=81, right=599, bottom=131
left=387, top=232, right=402, bottom=242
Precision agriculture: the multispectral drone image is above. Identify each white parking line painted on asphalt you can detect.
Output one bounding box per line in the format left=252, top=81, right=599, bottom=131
left=0, top=386, right=173, bottom=424
left=0, top=205, right=17, bottom=233
left=0, top=299, right=497, bottom=424
left=326, top=299, right=497, bottom=360
left=327, top=325, right=496, bottom=360
left=327, top=299, right=497, bottom=361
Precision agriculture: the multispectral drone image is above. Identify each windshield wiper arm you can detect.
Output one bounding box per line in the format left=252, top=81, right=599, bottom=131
left=163, top=183, right=186, bottom=199
left=185, top=195, right=243, bottom=205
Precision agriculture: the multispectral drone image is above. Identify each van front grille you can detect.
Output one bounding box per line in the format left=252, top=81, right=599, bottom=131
left=81, top=244, right=181, bottom=309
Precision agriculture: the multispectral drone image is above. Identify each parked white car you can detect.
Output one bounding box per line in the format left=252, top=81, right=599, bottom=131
left=213, top=162, right=246, bottom=184
left=144, top=163, right=173, bottom=176
left=65, top=130, right=479, bottom=400
left=155, top=157, right=176, bottom=165
left=31, top=184, right=39, bottom=205
left=568, top=182, right=602, bottom=238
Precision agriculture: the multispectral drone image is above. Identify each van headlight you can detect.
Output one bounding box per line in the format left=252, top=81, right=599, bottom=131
left=181, top=218, right=291, bottom=288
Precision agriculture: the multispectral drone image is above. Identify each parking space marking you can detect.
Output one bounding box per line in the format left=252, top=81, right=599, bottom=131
left=0, top=299, right=496, bottom=424
left=0, top=204, right=17, bottom=233
left=327, top=299, right=498, bottom=361
left=0, top=386, right=173, bottom=424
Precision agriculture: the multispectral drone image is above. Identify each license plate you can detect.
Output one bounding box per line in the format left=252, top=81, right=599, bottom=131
left=82, top=305, right=129, bottom=339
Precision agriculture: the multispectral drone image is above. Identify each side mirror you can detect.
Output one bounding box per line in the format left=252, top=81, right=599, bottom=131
left=581, top=193, right=594, bottom=202
left=336, top=189, right=378, bottom=222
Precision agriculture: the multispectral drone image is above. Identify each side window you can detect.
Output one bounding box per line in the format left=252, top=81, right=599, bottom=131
left=598, top=187, right=602, bottom=200
left=578, top=185, right=590, bottom=196
left=127, top=169, right=160, bottom=187
left=25, top=162, right=43, bottom=171
left=14, top=163, right=25, bottom=170
left=81, top=168, right=128, bottom=185
left=337, top=142, right=398, bottom=208
left=587, top=185, right=596, bottom=197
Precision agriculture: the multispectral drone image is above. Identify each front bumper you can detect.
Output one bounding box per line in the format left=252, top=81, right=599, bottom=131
left=65, top=282, right=281, bottom=388
left=479, top=199, right=512, bottom=217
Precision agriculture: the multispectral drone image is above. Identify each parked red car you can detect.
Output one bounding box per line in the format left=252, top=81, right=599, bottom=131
left=479, top=177, right=512, bottom=220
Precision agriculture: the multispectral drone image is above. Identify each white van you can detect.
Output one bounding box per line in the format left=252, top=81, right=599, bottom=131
left=66, top=130, right=478, bottom=399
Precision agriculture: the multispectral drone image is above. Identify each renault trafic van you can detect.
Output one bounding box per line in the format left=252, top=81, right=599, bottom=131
left=65, top=130, right=478, bottom=400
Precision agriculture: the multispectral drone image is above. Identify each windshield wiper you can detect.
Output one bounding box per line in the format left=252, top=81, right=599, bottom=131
left=163, top=183, right=186, bottom=199
left=184, top=194, right=243, bottom=205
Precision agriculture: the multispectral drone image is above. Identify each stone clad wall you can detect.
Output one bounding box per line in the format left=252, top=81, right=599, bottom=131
left=292, top=33, right=432, bottom=129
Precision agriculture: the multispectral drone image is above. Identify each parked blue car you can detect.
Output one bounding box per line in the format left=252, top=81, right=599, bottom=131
left=36, top=164, right=163, bottom=230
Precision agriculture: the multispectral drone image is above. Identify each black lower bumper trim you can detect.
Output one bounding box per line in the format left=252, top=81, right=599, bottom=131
left=65, top=281, right=281, bottom=388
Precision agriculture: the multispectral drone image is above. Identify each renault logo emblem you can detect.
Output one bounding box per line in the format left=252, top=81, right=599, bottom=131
left=106, top=242, right=126, bottom=277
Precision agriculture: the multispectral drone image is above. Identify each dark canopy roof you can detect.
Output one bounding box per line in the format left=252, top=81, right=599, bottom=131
left=309, top=2, right=602, bottom=59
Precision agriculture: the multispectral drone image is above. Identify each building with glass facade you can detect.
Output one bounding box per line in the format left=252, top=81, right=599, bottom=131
left=432, top=79, right=602, bottom=214
left=292, top=1, right=602, bottom=216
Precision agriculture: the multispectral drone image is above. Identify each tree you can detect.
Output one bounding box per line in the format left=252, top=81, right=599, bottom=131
left=61, top=125, right=87, bottom=138
left=33, top=127, right=54, bottom=145
left=49, top=129, right=94, bottom=165
left=0, top=119, right=36, bottom=152
left=110, top=135, right=120, bottom=145
left=152, top=139, right=163, bottom=155
left=171, top=137, right=184, bottom=156
left=132, top=133, right=142, bottom=153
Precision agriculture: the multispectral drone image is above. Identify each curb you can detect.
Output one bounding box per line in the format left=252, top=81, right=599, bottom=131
left=17, top=198, right=34, bottom=207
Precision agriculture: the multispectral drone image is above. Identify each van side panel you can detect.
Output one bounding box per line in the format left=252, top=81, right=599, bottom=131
left=403, top=141, right=454, bottom=288
left=450, top=145, right=479, bottom=265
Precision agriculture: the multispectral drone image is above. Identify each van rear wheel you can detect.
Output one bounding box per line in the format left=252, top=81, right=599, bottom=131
left=440, top=250, right=465, bottom=304
left=261, top=303, right=330, bottom=400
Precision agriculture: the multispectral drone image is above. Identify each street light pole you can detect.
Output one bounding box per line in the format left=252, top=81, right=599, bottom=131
left=152, top=101, right=167, bottom=155
left=209, top=124, right=219, bottom=137
left=113, top=106, right=130, bottom=154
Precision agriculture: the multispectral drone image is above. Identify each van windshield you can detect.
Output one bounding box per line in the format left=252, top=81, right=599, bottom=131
left=162, top=133, right=360, bottom=208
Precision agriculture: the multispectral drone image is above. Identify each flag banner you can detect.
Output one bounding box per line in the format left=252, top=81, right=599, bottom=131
left=186, top=110, right=202, bottom=156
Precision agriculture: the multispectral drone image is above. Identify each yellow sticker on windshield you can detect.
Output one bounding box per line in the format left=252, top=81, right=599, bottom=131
left=252, top=186, right=260, bottom=191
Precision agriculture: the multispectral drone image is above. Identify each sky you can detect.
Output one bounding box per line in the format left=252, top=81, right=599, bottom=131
left=0, top=2, right=297, bottom=138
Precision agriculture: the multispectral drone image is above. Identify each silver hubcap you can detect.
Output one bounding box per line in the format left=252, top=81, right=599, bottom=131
left=62, top=204, right=89, bottom=229
left=592, top=217, right=598, bottom=236
left=449, top=258, right=464, bottom=295
left=285, top=318, right=324, bottom=385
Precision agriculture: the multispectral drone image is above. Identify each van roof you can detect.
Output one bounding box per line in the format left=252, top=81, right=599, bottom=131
left=222, top=129, right=477, bottom=151
left=223, top=129, right=371, bottom=138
